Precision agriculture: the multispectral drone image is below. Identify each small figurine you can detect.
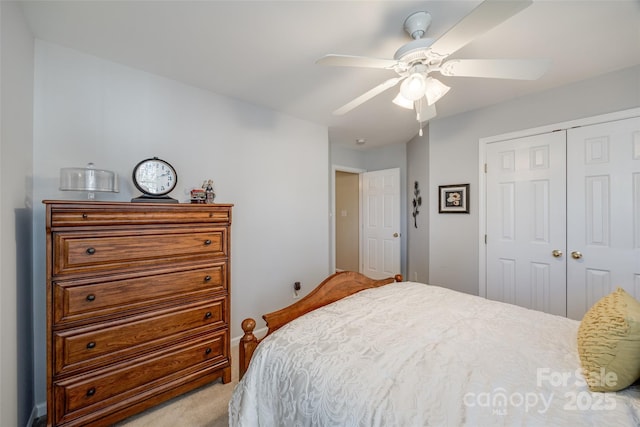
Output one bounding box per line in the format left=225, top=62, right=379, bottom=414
left=203, top=179, right=215, bottom=204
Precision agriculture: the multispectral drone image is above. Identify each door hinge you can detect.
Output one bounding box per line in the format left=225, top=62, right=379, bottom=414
left=484, top=234, right=487, bottom=244
left=484, top=163, right=487, bottom=173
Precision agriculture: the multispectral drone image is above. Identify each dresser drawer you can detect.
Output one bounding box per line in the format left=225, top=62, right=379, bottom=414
left=52, top=227, right=227, bottom=276
left=49, top=203, right=231, bottom=227
left=54, top=298, right=227, bottom=375
left=53, top=263, right=227, bottom=325
left=52, top=329, right=228, bottom=426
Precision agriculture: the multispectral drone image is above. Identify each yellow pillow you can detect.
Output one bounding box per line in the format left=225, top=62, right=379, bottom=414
left=577, top=288, right=640, bottom=392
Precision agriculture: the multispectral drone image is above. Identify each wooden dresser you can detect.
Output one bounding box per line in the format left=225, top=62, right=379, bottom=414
left=43, top=200, right=233, bottom=426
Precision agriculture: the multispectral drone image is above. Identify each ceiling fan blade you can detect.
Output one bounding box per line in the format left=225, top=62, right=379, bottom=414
left=440, top=59, right=550, bottom=80
left=316, top=54, right=398, bottom=70
left=333, top=77, right=402, bottom=115
left=429, top=0, right=532, bottom=58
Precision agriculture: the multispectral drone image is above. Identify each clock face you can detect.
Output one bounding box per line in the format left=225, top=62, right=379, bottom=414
left=132, top=158, right=177, bottom=196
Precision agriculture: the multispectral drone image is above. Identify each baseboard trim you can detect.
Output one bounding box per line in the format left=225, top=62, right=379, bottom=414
left=27, top=401, right=46, bottom=427
left=230, top=326, right=267, bottom=348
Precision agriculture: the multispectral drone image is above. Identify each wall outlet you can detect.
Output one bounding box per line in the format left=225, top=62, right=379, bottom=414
left=293, top=281, right=301, bottom=299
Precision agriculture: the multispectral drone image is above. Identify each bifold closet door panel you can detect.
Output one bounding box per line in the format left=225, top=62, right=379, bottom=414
left=566, top=116, right=640, bottom=320
left=485, top=131, right=567, bottom=316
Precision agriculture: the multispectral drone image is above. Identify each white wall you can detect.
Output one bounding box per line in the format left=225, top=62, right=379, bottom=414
left=429, top=65, right=640, bottom=295
left=1, top=2, right=35, bottom=426
left=32, top=40, right=330, bottom=408
left=330, top=144, right=367, bottom=171
left=407, top=129, right=429, bottom=283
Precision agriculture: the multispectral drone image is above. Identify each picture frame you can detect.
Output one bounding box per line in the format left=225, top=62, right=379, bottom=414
left=438, top=184, right=469, bottom=213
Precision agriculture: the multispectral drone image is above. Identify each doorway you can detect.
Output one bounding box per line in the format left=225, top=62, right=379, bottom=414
left=331, top=166, right=402, bottom=278
left=335, top=171, right=360, bottom=271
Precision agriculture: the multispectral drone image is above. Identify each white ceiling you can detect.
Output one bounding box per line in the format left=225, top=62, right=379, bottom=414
left=19, top=0, right=640, bottom=149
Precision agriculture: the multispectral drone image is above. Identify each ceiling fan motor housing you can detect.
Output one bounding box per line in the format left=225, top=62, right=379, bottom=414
left=395, top=11, right=436, bottom=64
left=393, top=38, right=436, bottom=64
left=404, top=11, right=431, bottom=39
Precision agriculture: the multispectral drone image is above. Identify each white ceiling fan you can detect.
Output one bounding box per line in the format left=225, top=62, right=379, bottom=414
left=317, top=0, right=549, bottom=128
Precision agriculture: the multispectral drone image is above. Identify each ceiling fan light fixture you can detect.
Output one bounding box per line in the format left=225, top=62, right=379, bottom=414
left=424, top=77, right=450, bottom=105
left=414, top=97, right=427, bottom=122
left=400, top=73, right=427, bottom=101
left=392, top=92, right=414, bottom=109
left=415, top=96, right=437, bottom=123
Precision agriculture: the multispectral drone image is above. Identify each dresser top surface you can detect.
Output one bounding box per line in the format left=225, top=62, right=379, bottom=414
left=43, top=200, right=233, bottom=208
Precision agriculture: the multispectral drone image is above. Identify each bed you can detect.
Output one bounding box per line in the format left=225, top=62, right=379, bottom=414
left=230, top=271, right=640, bottom=426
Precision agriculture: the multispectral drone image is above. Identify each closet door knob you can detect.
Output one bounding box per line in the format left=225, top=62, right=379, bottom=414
left=552, top=250, right=563, bottom=258
left=571, top=251, right=583, bottom=260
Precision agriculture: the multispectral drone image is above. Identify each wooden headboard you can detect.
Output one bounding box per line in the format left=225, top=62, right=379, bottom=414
left=238, top=271, right=403, bottom=379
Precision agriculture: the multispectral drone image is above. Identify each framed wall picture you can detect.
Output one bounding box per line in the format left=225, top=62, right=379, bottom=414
left=439, top=184, right=469, bottom=213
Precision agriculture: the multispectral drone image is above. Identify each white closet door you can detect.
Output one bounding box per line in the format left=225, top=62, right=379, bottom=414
left=486, top=131, right=567, bottom=316
left=361, top=168, right=401, bottom=279
left=566, top=116, right=640, bottom=320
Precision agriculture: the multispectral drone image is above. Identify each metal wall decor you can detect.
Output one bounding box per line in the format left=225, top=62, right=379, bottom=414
left=412, top=181, right=422, bottom=228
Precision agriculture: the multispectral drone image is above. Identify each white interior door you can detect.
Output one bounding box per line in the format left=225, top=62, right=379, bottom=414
left=485, top=132, right=567, bottom=316
left=566, top=116, right=640, bottom=319
left=362, top=168, right=401, bottom=279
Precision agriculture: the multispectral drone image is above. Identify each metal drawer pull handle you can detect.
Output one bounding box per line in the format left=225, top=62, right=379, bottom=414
left=205, top=347, right=212, bottom=355
left=86, top=387, right=96, bottom=397
left=204, top=239, right=212, bottom=245
left=82, top=213, right=88, bottom=219
left=86, top=247, right=96, bottom=255
left=86, top=342, right=96, bottom=349
left=204, top=275, right=212, bottom=282
left=86, top=294, right=96, bottom=302
left=205, top=311, right=212, bottom=319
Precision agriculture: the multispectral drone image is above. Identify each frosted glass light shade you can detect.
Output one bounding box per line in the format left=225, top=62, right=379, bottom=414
left=400, top=73, right=427, bottom=101
left=424, top=77, right=450, bottom=105
left=414, top=96, right=437, bottom=123
left=392, top=92, right=414, bottom=109
left=60, top=163, right=119, bottom=197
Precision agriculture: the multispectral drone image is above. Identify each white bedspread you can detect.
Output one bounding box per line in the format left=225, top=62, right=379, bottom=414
left=229, top=282, right=640, bottom=426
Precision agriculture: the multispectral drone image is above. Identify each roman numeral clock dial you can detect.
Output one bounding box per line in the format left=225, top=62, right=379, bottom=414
left=131, top=157, right=179, bottom=203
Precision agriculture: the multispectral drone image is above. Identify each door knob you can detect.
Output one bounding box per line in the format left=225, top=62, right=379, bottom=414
left=571, top=251, right=583, bottom=260
left=393, top=233, right=399, bottom=238
left=552, top=250, right=563, bottom=258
